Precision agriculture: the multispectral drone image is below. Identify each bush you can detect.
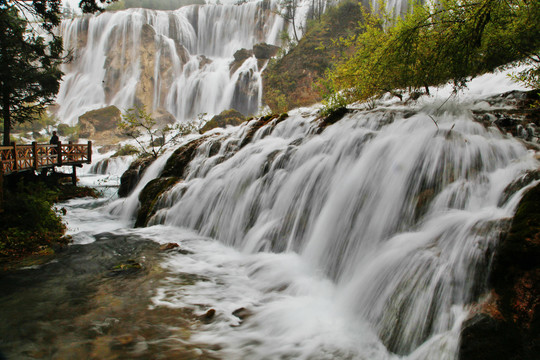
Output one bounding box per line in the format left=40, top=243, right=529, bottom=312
left=0, top=182, right=66, bottom=258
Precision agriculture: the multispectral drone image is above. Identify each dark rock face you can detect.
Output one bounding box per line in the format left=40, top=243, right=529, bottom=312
left=460, top=183, right=540, bottom=360
left=118, top=156, right=155, bottom=197
left=135, top=176, right=180, bottom=227
left=239, top=113, right=288, bottom=148
left=253, top=42, right=279, bottom=60
left=200, top=109, right=246, bottom=134
left=230, top=48, right=254, bottom=74
left=161, top=138, right=205, bottom=178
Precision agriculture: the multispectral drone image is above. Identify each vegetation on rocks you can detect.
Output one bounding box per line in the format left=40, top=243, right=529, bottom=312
left=263, top=0, right=364, bottom=112
left=199, top=109, right=246, bottom=134
left=135, top=177, right=180, bottom=227
left=322, top=0, right=540, bottom=110
left=0, top=176, right=99, bottom=265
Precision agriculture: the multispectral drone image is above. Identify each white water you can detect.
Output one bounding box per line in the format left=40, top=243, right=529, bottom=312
left=56, top=0, right=288, bottom=124
left=62, top=67, right=539, bottom=359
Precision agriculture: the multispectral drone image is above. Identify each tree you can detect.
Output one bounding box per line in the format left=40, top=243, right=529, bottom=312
left=278, top=0, right=301, bottom=42
left=119, top=106, right=198, bottom=158
left=1, top=0, right=118, bottom=145
left=0, top=5, right=63, bottom=145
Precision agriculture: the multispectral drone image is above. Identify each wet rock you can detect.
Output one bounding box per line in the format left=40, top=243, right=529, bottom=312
left=460, top=314, right=522, bottom=360
left=232, top=307, right=252, bottom=321
left=200, top=309, right=216, bottom=323
left=161, top=138, right=205, bottom=178
left=159, top=242, right=180, bottom=251
left=472, top=90, right=540, bottom=144
left=460, top=183, right=540, bottom=359
left=118, top=155, right=155, bottom=197
left=200, top=109, right=246, bottom=134
left=499, top=170, right=540, bottom=206
left=253, top=42, right=279, bottom=60
left=135, top=177, right=180, bottom=227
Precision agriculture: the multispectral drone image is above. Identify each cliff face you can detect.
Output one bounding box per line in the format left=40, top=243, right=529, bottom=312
left=262, top=0, right=364, bottom=112
left=103, top=23, right=189, bottom=111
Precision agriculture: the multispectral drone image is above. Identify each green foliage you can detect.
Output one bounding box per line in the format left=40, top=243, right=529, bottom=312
left=323, top=0, right=540, bottom=107
left=113, top=144, right=140, bottom=157
left=264, top=0, right=364, bottom=112
left=0, top=182, right=66, bottom=258
left=13, top=111, right=59, bottom=137
left=57, top=123, right=80, bottom=142
left=119, top=106, right=198, bottom=158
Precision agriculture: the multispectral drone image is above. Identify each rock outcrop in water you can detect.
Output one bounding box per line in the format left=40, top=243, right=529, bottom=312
left=118, top=155, right=156, bottom=197
left=460, top=181, right=540, bottom=360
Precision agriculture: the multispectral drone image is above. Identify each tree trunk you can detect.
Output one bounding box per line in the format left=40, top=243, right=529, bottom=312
left=2, top=96, right=10, bottom=146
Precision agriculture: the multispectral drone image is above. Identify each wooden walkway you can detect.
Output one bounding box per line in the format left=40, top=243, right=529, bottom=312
left=0, top=141, right=92, bottom=177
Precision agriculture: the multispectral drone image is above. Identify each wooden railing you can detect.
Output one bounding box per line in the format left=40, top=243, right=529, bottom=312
left=0, top=141, right=92, bottom=175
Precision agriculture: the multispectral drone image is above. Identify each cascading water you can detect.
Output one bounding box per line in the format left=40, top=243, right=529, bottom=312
left=56, top=0, right=285, bottom=125
left=121, top=76, right=536, bottom=358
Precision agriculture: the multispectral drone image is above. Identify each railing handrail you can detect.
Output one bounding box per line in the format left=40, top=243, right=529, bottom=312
left=0, top=141, right=92, bottom=175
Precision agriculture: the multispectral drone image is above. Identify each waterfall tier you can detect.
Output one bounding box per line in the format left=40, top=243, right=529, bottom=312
left=56, top=1, right=284, bottom=125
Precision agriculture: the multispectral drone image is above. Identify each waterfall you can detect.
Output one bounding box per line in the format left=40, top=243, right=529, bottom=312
left=131, top=90, right=538, bottom=357
left=56, top=1, right=285, bottom=125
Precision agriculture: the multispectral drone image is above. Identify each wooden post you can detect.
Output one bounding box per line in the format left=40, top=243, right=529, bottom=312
left=71, top=165, right=77, bottom=186
left=12, top=142, right=18, bottom=170
left=32, top=141, right=38, bottom=170
left=57, top=141, right=62, bottom=166
left=87, top=141, right=92, bottom=164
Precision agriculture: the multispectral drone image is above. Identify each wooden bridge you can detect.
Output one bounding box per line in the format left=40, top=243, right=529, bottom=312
left=0, top=141, right=92, bottom=183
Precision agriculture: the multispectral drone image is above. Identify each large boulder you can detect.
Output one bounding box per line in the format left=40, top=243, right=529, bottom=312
left=200, top=109, right=246, bottom=134
left=253, top=43, right=279, bottom=60
left=78, top=106, right=128, bottom=145
left=118, top=155, right=155, bottom=197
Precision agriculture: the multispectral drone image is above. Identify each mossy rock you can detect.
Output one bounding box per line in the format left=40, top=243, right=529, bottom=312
left=253, top=43, right=279, bottom=60
left=238, top=113, right=288, bottom=149
left=118, top=155, right=155, bottom=197
left=161, top=138, right=205, bottom=178
left=79, top=105, right=121, bottom=135
left=199, top=109, right=246, bottom=134
left=315, top=107, right=349, bottom=133
left=230, top=48, right=254, bottom=74
left=135, top=176, right=180, bottom=227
